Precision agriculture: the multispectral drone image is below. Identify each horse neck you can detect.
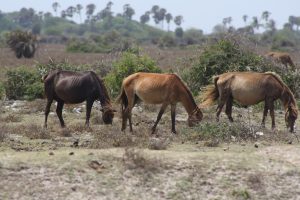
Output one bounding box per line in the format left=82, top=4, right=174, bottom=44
left=95, top=79, right=111, bottom=108
left=280, top=87, right=295, bottom=110
left=179, top=86, right=198, bottom=115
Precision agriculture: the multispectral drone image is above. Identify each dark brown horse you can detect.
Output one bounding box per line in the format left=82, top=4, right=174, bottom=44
left=117, top=72, right=203, bottom=134
left=43, top=70, right=116, bottom=128
left=201, top=72, right=298, bottom=132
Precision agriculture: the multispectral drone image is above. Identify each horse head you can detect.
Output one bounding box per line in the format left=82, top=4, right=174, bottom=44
left=188, top=107, right=203, bottom=127
left=101, top=106, right=117, bottom=124
left=285, top=105, right=298, bottom=132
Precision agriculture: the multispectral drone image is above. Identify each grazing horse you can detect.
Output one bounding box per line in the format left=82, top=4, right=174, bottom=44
left=43, top=70, right=116, bottom=128
left=201, top=72, right=298, bottom=132
left=265, top=52, right=296, bottom=70
left=117, top=72, right=203, bottom=134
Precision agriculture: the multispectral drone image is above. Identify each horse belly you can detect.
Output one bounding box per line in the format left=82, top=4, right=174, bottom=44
left=231, top=89, right=264, bottom=106
left=55, top=83, right=89, bottom=104
left=135, top=87, right=167, bottom=104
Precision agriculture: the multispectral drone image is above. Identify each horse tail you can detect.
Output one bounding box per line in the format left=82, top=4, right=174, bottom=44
left=116, top=86, right=128, bottom=117
left=200, top=76, right=220, bottom=107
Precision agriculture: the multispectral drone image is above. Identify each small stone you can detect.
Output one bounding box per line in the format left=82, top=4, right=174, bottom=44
left=49, top=152, right=54, bottom=156
left=254, top=143, right=259, bottom=148
left=288, top=140, right=293, bottom=144
left=69, top=152, right=74, bottom=155
left=223, top=147, right=229, bottom=151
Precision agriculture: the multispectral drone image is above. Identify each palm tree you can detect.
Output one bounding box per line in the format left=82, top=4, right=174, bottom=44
left=61, top=10, right=67, bottom=19
left=140, top=12, right=150, bottom=25
left=174, top=15, right=183, bottom=27
left=283, top=22, right=293, bottom=31
left=151, top=5, right=160, bottom=25
left=76, top=4, right=83, bottom=23
left=157, top=8, right=167, bottom=29
left=251, top=16, right=260, bottom=31
left=261, top=11, right=271, bottom=22
left=242, top=15, right=248, bottom=24
left=288, top=15, right=296, bottom=30
left=86, top=4, right=96, bottom=21
left=222, top=17, right=232, bottom=27
left=266, top=19, right=276, bottom=32
left=165, top=13, right=173, bottom=31
left=52, top=2, right=60, bottom=16
left=123, top=4, right=135, bottom=20
left=66, top=6, right=76, bottom=19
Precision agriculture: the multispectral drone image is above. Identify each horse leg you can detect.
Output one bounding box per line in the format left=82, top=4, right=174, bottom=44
left=44, top=99, right=53, bottom=128
left=268, top=100, right=276, bottom=130
left=151, top=103, right=168, bottom=134
left=171, top=104, right=177, bottom=134
left=56, top=101, right=65, bottom=128
left=85, top=99, right=94, bottom=127
left=261, top=101, right=269, bottom=128
left=216, top=91, right=228, bottom=122
left=121, top=91, right=135, bottom=132
left=225, top=96, right=234, bottom=122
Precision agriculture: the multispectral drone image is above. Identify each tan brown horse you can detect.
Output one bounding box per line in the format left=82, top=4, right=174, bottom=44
left=117, top=72, right=203, bottom=134
left=201, top=72, right=298, bottom=132
left=265, top=52, right=296, bottom=70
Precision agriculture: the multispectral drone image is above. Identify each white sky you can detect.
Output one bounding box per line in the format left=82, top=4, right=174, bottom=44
left=1, top=0, right=299, bottom=33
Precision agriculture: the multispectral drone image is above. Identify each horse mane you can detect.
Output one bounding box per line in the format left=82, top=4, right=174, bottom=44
left=90, top=71, right=111, bottom=106
left=172, top=73, right=197, bottom=107
left=265, top=72, right=298, bottom=109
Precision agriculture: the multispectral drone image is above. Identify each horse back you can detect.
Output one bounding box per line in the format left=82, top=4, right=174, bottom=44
left=217, top=72, right=282, bottom=105
left=44, top=70, right=99, bottom=103
left=122, top=72, right=181, bottom=104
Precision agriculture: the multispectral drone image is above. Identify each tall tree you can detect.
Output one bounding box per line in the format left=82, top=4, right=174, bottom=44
left=261, top=11, right=271, bottom=22
left=174, top=15, right=183, bottom=27
left=222, top=17, right=232, bottom=27
left=151, top=5, right=160, bottom=25
left=242, top=15, right=248, bottom=24
left=140, top=11, right=150, bottom=25
left=66, top=6, right=76, bottom=19
left=251, top=16, right=260, bottom=30
left=265, top=19, right=276, bottom=34
left=61, top=10, right=67, bottom=19
left=157, top=8, right=167, bottom=29
left=86, top=4, right=96, bottom=21
left=165, top=13, right=173, bottom=31
left=123, top=4, right=135, bottom=20
left=52, top=2, right=60, bottom=16
left=76, top=4, right=83, bottom=23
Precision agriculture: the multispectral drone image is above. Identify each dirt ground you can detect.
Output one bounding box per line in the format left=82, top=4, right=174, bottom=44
left=1, top=99, right=300, bottom=200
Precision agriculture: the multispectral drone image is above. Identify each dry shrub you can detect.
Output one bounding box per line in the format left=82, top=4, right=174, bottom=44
left=58, top=128, right=72, bottom=137
left=91, top=126, right=150, bottom=149
left=0, top=125, right=9, bottom=142
left=122, top=148, right=162, bottom=172
left=0, top=114, right=22, bottom=123
left=22, top=124, right=51, bottom=139
left=22, top=99, right=46, bottom=114
left=148, top=137, right=170, bottom=150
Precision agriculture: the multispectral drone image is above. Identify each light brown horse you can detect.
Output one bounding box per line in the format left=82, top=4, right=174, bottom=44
left=265, top=52, right=296, bottom=70
left=201, top=72, right=298, bottom=132
left=117, top=72, right=203, bottom=134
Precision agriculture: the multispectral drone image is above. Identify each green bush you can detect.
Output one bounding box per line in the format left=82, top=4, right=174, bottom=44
left=0, top=82, right=5, bottom=99
left=4, top=67, right=43, bottom=100
left=105, top=51, right=161, bottom=97
left=183, top=40, right=275, bottom=94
